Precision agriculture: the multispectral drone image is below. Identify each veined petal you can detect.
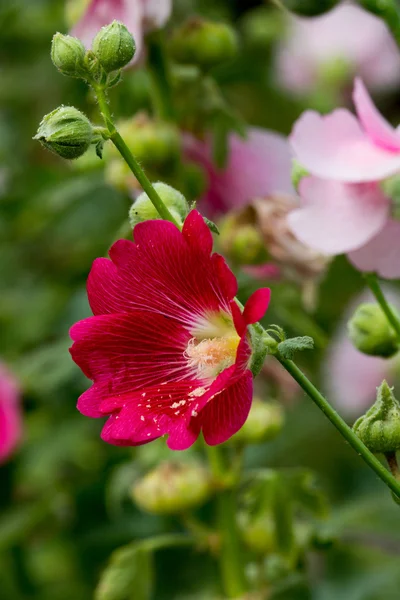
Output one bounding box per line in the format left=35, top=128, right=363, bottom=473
left=290, top=109, right=400, bottom=182
left=353, top=78, right=400, bottom=152
left=70, top=311, right=191, bottom=417
left=348, top=219, right=400, bottom=279
left=288, top=177, right=389, bottom=255
left=242, top=288, right=271, bottom=326
left=87, top=211, right=237, bottom=327
left=201, top=371, right=253, bottom=445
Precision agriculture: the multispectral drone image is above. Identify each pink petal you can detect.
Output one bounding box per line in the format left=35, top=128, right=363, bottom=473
left=242, top=288, right=271, bottom=326
left=87, top=211, right=237, bottom=326
left=71, top=0, right=144, bottom=61
left=70, top=311, right=191, bottom=417
left=0, top=365, right=22, bottom=463
left=348, top=219, right=400, bottom=279
left=353, top=78, right=400, bottom=151
left=142, top=0, right=172, bottom=31
left=288, top=177, right=389, bottom=254
left=276, top=4, right=400, bottom=94
left=201, top=371, right=253, bottom=445
left=184, top=128, right=294, bottom=214
left=290, top=109, right=400, bottom=182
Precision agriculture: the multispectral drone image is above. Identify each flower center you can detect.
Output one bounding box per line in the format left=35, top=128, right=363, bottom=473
left=185, top=334, right=240, bottom=381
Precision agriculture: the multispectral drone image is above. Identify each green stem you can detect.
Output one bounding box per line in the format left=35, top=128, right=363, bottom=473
left=276, top=356, right=400, bottom=500
left=147, top=31, right=175, bottom=122
left=93, top=85, right=180, bottom=227
left=206, top=445, right=247, bottom=598
left=359, top=0, right=400, bottom=47
left=364, top=272, right=400, bottom=341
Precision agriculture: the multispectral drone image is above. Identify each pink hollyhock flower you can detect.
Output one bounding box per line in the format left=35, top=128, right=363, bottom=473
left=184, top=128, right=294, bottom=215
left=276, top=3, right=400, bottom=95
left=288, top=78, right=400, bottom=278
left=324, top=290, right=399, bottom=416
left=71, top=0, right=172, bottom=62
left=0, top=364, right=22, bottom=464
left=70, top=210, right=270, bottom=450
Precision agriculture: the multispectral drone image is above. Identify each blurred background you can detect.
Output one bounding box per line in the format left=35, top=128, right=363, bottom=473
left=2, top=0, right=400, bottom=598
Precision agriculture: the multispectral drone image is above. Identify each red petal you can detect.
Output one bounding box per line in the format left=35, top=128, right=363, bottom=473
left=201, top=371, right=253, bottom=445
left=242, top=288, right=271, bottom=325
left=70, top=311, right=190, bottom=417
left=99, top=380, right=203, bottom=449
left=87, top=212, right=238, bottom=326
left=182, top=210, right=213, bottom=256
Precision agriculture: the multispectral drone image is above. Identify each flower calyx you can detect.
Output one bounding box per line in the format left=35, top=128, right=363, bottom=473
left=353, top=380, right=400, bottom=454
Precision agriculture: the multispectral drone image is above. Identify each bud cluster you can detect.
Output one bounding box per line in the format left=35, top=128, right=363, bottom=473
left=51, top=21, right=135, bottom=83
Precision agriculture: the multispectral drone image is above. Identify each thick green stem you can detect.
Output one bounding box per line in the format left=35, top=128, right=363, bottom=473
left=276, top=356, right=400, bottom=500
left=206, top=445, right=247, bottom=598
left=94, top=85, right=180, bottom=227
left=364, top=272, right=400, bottom=341
left=359, top=0, right=400, bottom=47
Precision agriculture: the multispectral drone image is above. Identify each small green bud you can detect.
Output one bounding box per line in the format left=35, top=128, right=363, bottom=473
left=279, top=0, right=338, bottom=17
left=129, top=183, right=189, bottom=227
left=230, top=399, right=284, bottom=445
left=92, top=21, right=135, bottom=73
left=239, top=513, right=276, bottom=554
left=112, top=116, right=182, bottom=175
left=381, top=174, right=400, bottom=220
left=34, top=106, right=93, bottom=160
left=353, top=381, right=400, bottom=454
left=219, top=213, right=268, bottom=266
left=348, top=303, right=399, bottom=358
left=291, top=160, right=309, bottom=193
left=51, top=33, right=86, bottom=77
left=131, top=461, right=212, bottom=515
left=171, top=18, right=238, bottom=70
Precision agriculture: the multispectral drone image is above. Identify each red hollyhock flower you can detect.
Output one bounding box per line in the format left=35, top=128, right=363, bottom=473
left=70, top=210, right=270, bottom=449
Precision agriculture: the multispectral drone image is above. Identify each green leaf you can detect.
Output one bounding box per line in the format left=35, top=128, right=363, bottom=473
left=95, top=543, right=153, bottom=600
left=203, top=217, right=219, bottom=235
left=278, top=336, right=314, bottom=360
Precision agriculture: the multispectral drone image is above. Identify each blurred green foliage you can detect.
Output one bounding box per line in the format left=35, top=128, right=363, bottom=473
left=2, top=0, right=400, bottom=599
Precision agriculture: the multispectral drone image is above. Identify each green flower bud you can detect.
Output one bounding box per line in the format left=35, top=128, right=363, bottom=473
left=279, top=0, right=338, bottom=17
left=131, top=461, right=212, bottom=515
left=51, top=33, right=86, bottom=78
left=34, top=106, right=93, bottom=160
left=219, top=212, right=268, bottom=266
left=239, top=513, right=276, bottom=554
left=347, top=303, right=399, bottom=358
left=129, top=183, right=189, bottom=227
left=353, top=381, right=400, bottom=454
left=291, top=160, right=309, bottom=193
left=171, top=18, right=238, bottom=70
left=230, top=399, right=284, bottom=446
left=111, top=116, right=182, bottom=175
left=92, top=21, right=135, bottom=73
left=382, top=174, right=400, bottom=220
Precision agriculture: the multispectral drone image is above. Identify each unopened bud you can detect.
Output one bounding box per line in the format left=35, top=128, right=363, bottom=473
left=34, top=106, right=93, bottom=160
left=220, top=213, right=268, bottom=266
left=92, top=21, right=135, bottom=73
left=230, top=399, right=284, bottom=445
left=348, top=303, right=399, bottom=358
left=239, top=513, right=276, bottom=554
left=113, top=116, right=181, bottom=174
left=131, top=461, right=212, bottom=514
left=353, top=381, right=400, bottom=454
left=279, top=0, right=338, bottom=17
left=129, top=183, right=189, bottom=227
left=171, top=18, right=238, bottom=70
left=51, top=33, right=86, bottom=77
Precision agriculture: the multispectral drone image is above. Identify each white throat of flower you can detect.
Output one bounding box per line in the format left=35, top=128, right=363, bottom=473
left=185, top=312, right=240, bottom=381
